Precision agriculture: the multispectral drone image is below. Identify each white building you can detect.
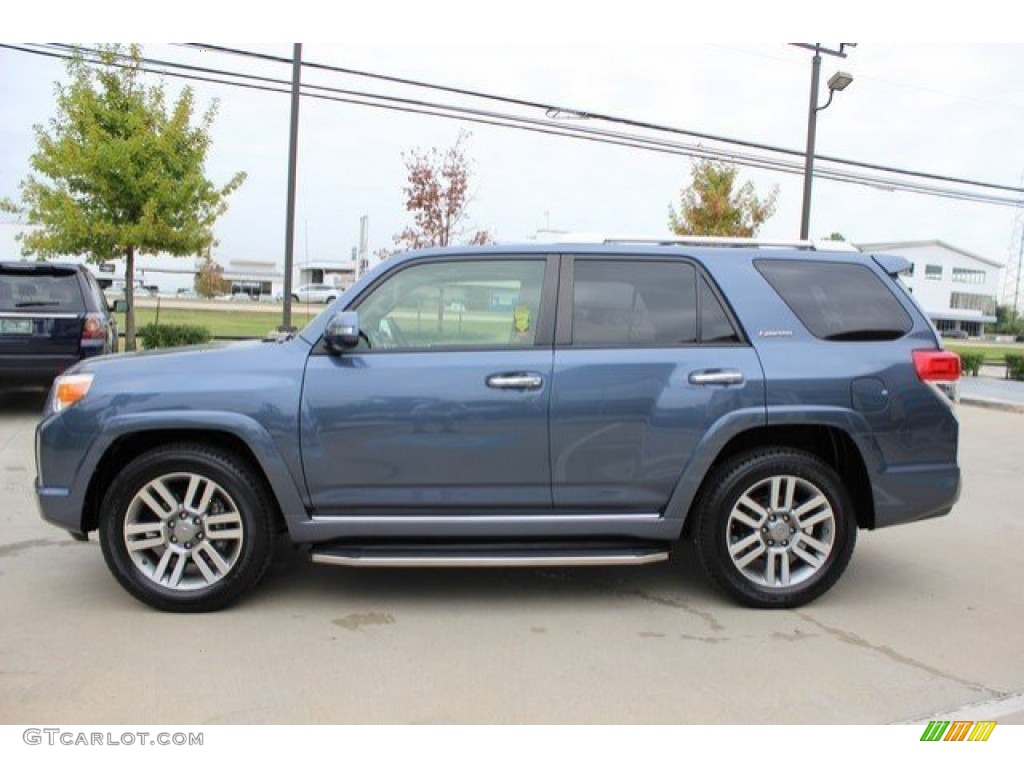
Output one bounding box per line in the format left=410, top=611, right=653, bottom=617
left=857, top=240, right=1002, bottom=338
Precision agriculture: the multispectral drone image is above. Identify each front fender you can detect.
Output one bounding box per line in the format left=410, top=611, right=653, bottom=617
left=36, top=410, right=309, bottom=535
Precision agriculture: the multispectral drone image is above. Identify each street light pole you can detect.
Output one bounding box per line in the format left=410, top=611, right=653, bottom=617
left=800, top=49, right=822, bottom=240
left=281, top=43, right=302, bottom=333
left=794, top=43, right=856, bottom=240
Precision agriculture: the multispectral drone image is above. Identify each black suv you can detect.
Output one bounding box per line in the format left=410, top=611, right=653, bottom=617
left=1, top=261, right=121, bottom=388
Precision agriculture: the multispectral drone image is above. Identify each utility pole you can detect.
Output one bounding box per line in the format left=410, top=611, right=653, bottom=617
left=280, top=43, right=302, bottom=332
left=357, top=215, right=369, bottom=281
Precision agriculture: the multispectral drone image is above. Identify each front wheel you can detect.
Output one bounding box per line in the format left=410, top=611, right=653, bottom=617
left=99, top=444, right=275, bottom=612
left=693, top=449, right=857, bottom=609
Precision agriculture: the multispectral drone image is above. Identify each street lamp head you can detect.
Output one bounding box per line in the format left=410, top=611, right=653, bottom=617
left=828, top=71, right=854, bottom=92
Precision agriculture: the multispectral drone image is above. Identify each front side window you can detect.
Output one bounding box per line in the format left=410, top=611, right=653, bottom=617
left=355, top=259, right=546, bottom=350
left=572, top=260, right=697, bottom=346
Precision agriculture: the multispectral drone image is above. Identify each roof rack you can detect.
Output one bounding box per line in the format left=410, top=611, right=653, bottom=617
left=602, top=236, right=860, bottom=251
left=532, top=232, right=860, bottom=251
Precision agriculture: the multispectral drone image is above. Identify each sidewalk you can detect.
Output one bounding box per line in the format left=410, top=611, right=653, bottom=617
left=958, top=371, right=1024, bottom=414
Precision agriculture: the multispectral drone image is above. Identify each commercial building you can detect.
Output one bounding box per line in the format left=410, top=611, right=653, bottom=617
left=858, top=240, right=1002, bottom=337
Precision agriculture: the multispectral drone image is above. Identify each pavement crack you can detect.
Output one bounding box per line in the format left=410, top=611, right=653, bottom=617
left=532, top=570, right=724, bottom=632
left=0, top=421, right=32, bottom=458
left=796, top=612, right=1003, bottom=697
left=0, top=539, right=83, bottom=558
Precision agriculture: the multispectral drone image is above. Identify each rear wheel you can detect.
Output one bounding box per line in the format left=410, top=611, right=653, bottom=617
left=694, top=449, right=857, bottom=609
left=99, top=444, right=275, bottom=612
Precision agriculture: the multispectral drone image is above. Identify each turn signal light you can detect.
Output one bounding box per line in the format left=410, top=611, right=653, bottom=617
left=913, top=350, right=961, bottom=382
left=53, top=373, right=94, bottom=412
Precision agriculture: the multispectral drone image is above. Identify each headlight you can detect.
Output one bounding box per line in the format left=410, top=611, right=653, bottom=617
left=52, top=372, right=94, bottom=412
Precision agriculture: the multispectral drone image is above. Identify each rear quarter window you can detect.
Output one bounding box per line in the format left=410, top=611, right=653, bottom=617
left=755, top=259, right=913, bottom=341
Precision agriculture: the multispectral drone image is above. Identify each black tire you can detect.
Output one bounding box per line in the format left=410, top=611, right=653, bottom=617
left=99, top=443, right=275, bottom=612
left=693, top=449, right=857, bottom=609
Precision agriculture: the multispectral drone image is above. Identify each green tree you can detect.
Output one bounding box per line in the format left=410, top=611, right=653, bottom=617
left=394, top=130, right=492, bottom=251
left=825, top=232, right=846, bottom=241
left=668, top=159, right=778, bottom=237
left=8, top=44, right=245, bottom=349
left=995, top=304, right=1023, bottom=334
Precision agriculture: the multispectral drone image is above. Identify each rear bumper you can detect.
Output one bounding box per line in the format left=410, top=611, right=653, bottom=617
left=871, top=463, right=961, bottom=528
left=0, top=355, right=80, bottom=384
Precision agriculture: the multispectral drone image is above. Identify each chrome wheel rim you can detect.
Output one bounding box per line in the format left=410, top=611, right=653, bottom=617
left=123, top=472, right=244, bottom=591
left=726, top=475, right=835, bottom=589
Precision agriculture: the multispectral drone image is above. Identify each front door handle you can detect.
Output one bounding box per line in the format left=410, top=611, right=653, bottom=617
left=688, top=369, right=744, bottom=387
left=486, top=372, right=544, bottom=390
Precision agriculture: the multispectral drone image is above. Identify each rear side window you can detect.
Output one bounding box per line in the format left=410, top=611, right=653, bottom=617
left=572, top=260, right=697, bottom=346
left=755, top=260, right=913, bottom=341
left=0, top=267, right=86, bottom=313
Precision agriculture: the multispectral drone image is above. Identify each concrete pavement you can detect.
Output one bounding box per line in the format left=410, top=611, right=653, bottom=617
left=1, top=389, right=1022, bottom=725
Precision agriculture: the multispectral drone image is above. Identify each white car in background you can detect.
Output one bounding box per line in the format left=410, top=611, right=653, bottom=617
left=291, top=284, right=339, bottom=304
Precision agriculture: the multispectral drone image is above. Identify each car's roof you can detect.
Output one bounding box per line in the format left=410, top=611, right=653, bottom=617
left=389, top=240, right=869, bottom=265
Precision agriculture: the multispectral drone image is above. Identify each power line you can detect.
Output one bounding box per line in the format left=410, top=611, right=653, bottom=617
left=184, top=42, right=1024, bottom=197
left=5, top=43, right=1023, bottom=208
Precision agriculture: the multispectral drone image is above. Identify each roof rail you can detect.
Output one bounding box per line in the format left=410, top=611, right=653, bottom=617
left=531, top=232, right=861, bottom=251
left=602, top=235, right=811, bottom=248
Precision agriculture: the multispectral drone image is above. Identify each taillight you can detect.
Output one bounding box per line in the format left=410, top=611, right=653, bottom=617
left=82, top=313, right=105, bottom=341
left=913, top=349, right=961, bottom=381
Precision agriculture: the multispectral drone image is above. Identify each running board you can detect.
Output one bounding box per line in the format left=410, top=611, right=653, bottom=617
left=310, top=541, right=670, bottom=569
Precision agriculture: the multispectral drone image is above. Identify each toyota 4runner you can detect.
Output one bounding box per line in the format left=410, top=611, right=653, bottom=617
left=35, top=237, right=961, bottom=611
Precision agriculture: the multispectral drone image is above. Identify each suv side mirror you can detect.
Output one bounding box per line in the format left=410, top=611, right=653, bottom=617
left=112, top=299, right=128, bottom=313
left=324, top=311, right=361, bottom=354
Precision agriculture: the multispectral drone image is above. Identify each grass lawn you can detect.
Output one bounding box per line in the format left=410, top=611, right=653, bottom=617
left=945, top=342, right=1023, bottom=364
left=117, top=306, right=324, bottom=339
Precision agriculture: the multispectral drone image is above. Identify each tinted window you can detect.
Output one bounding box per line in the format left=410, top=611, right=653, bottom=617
left=572, top=260, right=696, bottom=346
left=699, top=276, right=740, bottom=343
left=355, top=259, right=545, bottom=350
left=0, top=267, right=85, bottom=313
left=756, top=260, right=913, bottom=341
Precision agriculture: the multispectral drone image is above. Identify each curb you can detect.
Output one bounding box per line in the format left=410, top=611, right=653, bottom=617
left=959, top=396, right=1024, bottom=414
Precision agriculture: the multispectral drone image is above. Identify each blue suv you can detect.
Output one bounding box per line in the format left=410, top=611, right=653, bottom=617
left=34, top=238, right=961, bottom=611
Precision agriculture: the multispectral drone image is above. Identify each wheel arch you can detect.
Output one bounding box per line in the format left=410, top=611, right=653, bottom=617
left=82, top=428, right=291, bottom=536
left=680, top=423, right=875, bottom=538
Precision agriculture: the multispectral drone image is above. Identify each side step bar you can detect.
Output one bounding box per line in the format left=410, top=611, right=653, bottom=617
left=310, top=541, right=670, bottom=569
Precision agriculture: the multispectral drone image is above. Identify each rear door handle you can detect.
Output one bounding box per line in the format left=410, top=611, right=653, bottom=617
left=688, top=369, right=744, bottom=387
left=486, top=372, right=545, bottom=390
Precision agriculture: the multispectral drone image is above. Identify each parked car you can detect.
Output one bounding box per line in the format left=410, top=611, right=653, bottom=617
left=35, top=238, right=962, bottom=612
left=940, top=329, right=969, bottom=340
left=291, top=283, right=340, bottom=304
left=103, top=278, right=158, bottom=301
left=1, top=261, right=123, bottom=389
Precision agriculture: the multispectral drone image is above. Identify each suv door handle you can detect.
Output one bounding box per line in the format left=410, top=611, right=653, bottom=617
left=486, top=372, right=545, bottom=390
left=688, top=369, right=744, bottom=387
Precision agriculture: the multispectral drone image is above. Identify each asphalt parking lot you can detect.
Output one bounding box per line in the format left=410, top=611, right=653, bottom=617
left=1, top=388, right=1022, bottom=725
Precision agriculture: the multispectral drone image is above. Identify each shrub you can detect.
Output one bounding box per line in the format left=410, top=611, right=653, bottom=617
left=138, top=323, right=211, bottom=349
left=1005, top=353, right=1024, bottom=381
left=958, top=352, right=985, bottom=377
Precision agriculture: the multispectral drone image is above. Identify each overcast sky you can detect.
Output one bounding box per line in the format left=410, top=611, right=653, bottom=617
left=2, top=18, right=1023, bottom=298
